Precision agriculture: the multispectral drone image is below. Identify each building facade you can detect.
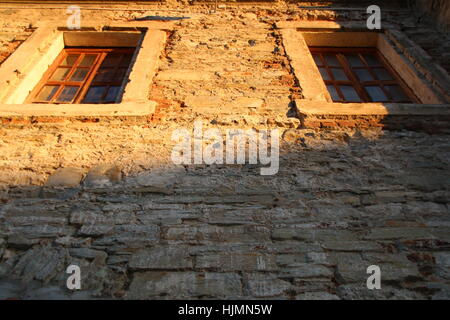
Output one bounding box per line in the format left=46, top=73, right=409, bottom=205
left=0, top=0, right=449, bottom=299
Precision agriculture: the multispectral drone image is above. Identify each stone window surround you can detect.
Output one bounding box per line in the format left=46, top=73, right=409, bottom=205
left=0, top=20, right=173, bottom=117
left=277, top=21, right=450, bottom=117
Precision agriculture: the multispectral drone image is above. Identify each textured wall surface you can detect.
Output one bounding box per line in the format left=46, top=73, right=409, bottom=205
left=414, top=0, right=450, bottom=32
left=0, top=1, right=449, bottom=300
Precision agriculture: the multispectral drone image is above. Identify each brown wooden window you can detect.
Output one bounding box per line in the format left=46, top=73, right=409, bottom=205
left=29, top=47, right=135, bottom=104
left=310, top=47, right=417, bottom=103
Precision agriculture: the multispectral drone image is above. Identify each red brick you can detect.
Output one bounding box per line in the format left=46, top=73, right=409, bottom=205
left=302, top=120, right=321, bottom=128
left=320, top=120, right=337, bottom=128
left=336, top=120, right=357, bottom=128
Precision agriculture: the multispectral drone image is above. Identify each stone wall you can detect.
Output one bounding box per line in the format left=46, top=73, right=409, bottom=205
left=414, top=0, right=450, bottom=32
left=0, top=1, right=449, bottom=300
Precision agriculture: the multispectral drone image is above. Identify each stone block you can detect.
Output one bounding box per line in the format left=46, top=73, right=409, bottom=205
left=127, top=272, right=242, bottom=299
left=243, top=273, right=292, bottom=298
left=45, top=168, right=84, bottom=187
left=129, top=246, right=193, bottom=270
left=165, top=225, right=270, bottom=243
left=195, top=252, right=277, bottom=271
left=83, top=163, right=122, bottom=188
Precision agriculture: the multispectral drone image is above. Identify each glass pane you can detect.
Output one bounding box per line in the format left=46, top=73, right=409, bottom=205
left=319, top=67, right=330, bottom=80
left=114, top=68, right=128, bottom=81
left=79, top=54, right=97, bottom=67
left=331, top=68, right=348, bottom=81
left=385, top=85, right=409, bottom=102
left=365, top=86, right=388, bottom=102
left=101, top=54, right=121, bottom=67
left=373, top=68, right=393, bottom=81
left=82, top=86, right=107, bottom=103
left=346, top=54, right=364, bottom=67
left=312, top=54, right=322, bottom=66
left=354, top=69, right=374, bottom=82
left=324, top=54, right=340, bottom=67
left=69, top=68, right=89, bottom=82
left=104, top=86, right=121, bottom=103
left=93, top=68, right=115, bottom=82
left=56, top=86, right=78, bottom=103
left=36, top=85, right=59, bottom=101
left=339, top=86, right=361, bottom=102
left=327, top=85, right=340, bottom=101
left=120, top=54, right=133, bottom=67
left=49, top=68, right=70, bottom=81
left=363, top=53, right=382, bottom=67
left=61, top=54, right=79, bottom=66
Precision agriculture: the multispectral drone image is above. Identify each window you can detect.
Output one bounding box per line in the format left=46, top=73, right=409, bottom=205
left=29, top=47, right=135, bottom=104
left=310, top=47, right=416, bottom=103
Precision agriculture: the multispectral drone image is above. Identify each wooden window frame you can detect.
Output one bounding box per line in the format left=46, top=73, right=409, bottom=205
left=309, top=47, right=418, bottom=103
left=279, top=25, right=449, bottom=109
left=28, top=47, right=135, bottom=104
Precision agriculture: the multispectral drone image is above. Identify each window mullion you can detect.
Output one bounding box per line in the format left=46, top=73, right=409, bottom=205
left=336, top=53, right=369, bottom=102
left=74, top=52, right=107, bottom=104
left=358, top=53, right=393, bottom=101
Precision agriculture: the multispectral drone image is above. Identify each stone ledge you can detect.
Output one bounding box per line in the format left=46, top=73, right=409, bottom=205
left=295, top=100, right=450, bottom=116
left=0, top=101, right=156, bottom=117
left=275, top=21, right=397, bottom=31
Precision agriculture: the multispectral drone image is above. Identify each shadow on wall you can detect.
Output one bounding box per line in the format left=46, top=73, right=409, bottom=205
left=413, top=0, right=450, bottom=32
left=0, top=122, right=449, bottom=299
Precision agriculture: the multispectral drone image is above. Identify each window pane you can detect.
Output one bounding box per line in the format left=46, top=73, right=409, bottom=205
left=324, top=54, right=340, bottom=67
left=365, top=86, right=388, bottom=102
left=114, top=68, right=128, bottom=81
left=56, top=86, right=79, bottom=103
left=385, top=85, right=409, bottom=102
left=312, top=54, right=322, bottom=66
left=373, top=68, right=393, bottom=81
left=93, top=68, right=115, bottom=82
left=37, top=85, right=59, bottom=101
left=327, top=85, right=340, bottom=101
left=339, top=86, right=361, bottom=102
left=31, top=48, right=134, bottom=104
left=83, top=86, right=107, bottom=103
left=61, top=54, right=79, bottom=66
left=345, top=54, right=364, bottom=67
left=363, top=53, right=382, bottom=67
left=69, top=68, right=89, bottom=82
left=331, top=68, right=348, bottom=81
left=101, top=54, right=122, bottom=67
left=104, top=86, right=121, bottom=103
left=120, top=54, right=133, bottom=67
left=50, top=68, right=70, bottom=81
left=79, top=54, right=97, bottom=67
left=354, top=69, right=374, bottom=82
left=319, top=67, right=330, bottom=80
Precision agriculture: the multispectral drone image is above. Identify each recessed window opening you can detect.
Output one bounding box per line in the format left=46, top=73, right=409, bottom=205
left=310, top=47, right=417, bottom=103
left=29, top=47, right=135, bottom=104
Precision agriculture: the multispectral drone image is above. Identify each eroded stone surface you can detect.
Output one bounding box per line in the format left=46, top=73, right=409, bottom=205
left=0, top=1, right=449, bottom=301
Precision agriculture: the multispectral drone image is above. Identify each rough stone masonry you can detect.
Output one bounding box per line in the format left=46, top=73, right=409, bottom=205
left=0, top=0, right=449, bottom=299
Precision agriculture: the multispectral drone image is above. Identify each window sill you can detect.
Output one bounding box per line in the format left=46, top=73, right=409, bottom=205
left=295, top=99, right=450, bottom=116
left=0, top=101, right=156, bottom=117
